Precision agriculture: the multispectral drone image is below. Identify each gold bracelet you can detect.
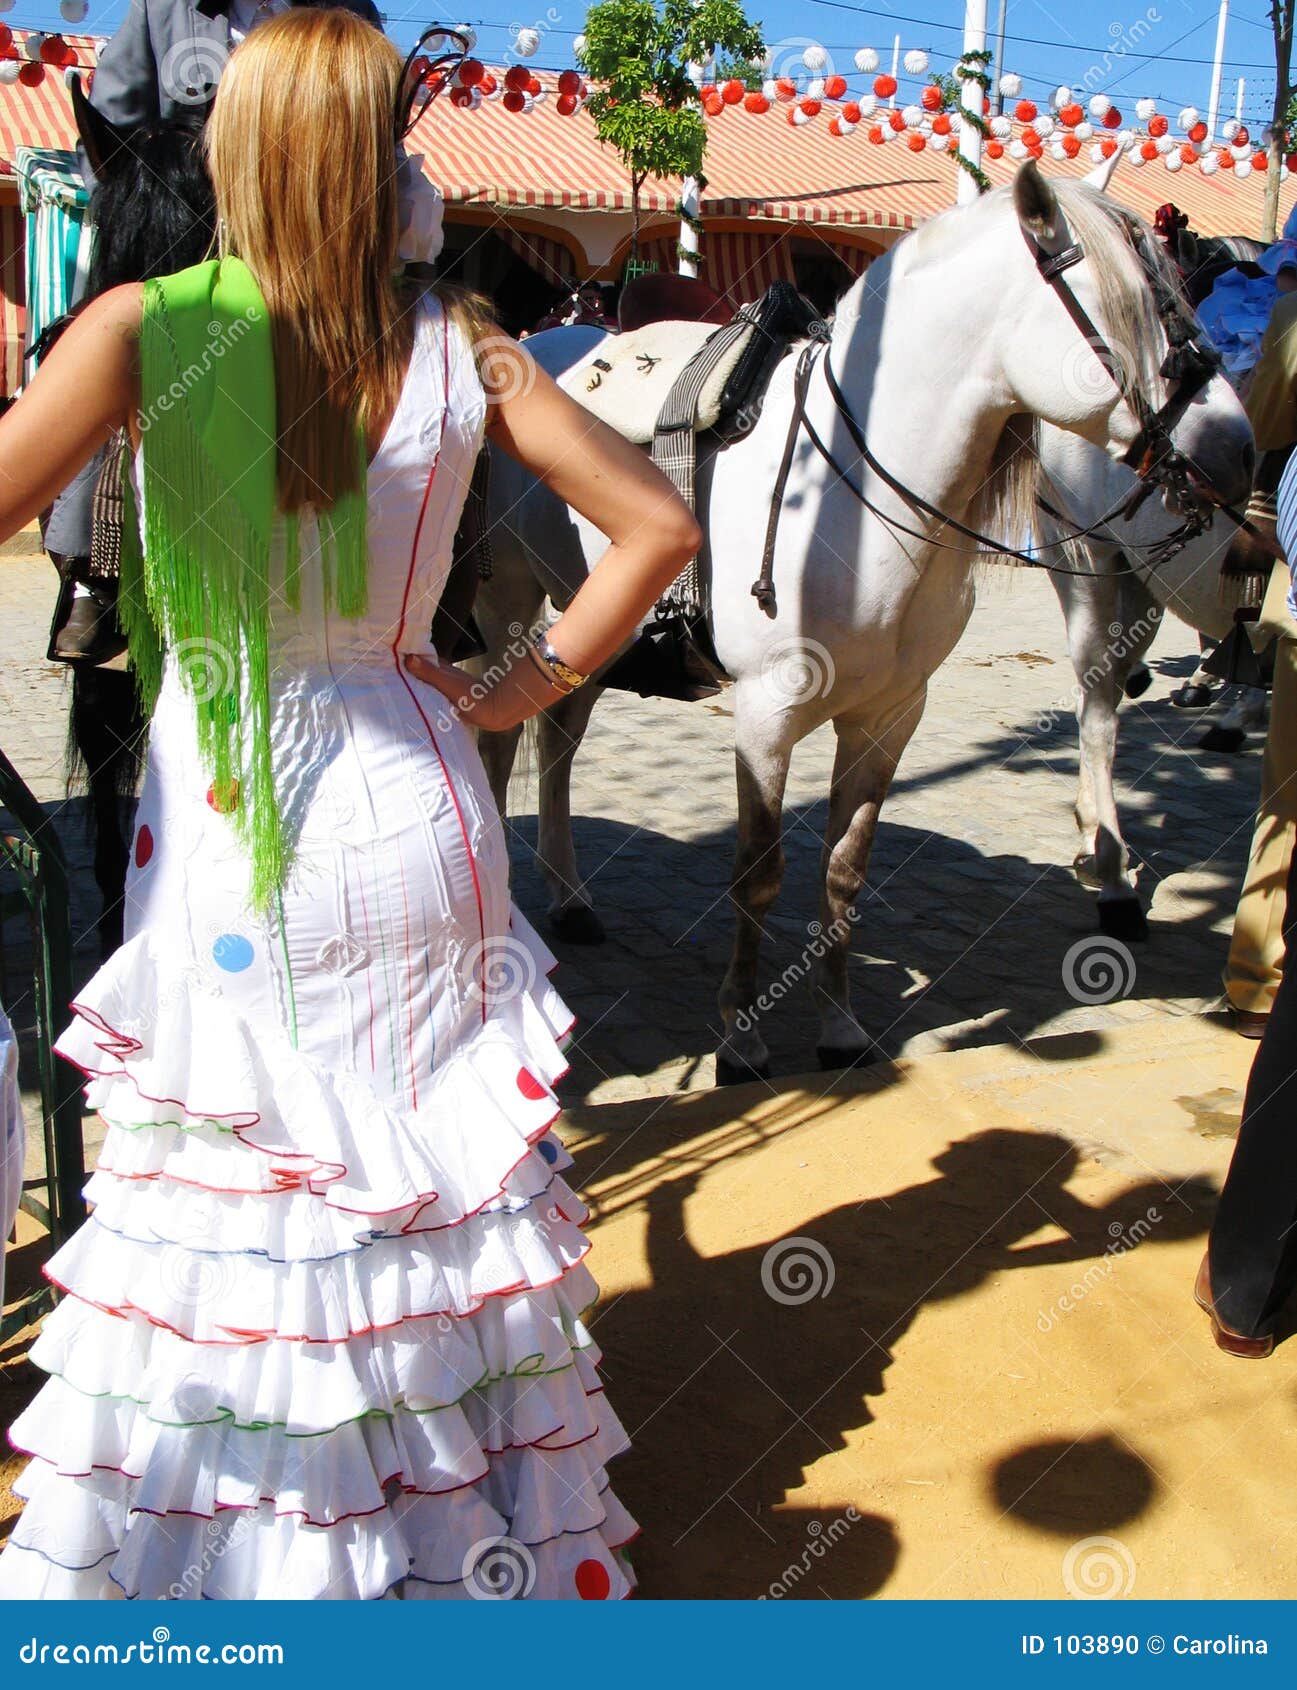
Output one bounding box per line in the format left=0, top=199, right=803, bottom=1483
left=531, top=632, right=588, bottom=691
left=524, top=638, right=572, bottom=693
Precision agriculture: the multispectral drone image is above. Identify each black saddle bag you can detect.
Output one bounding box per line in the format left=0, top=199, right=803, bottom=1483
left=716, top=281, right=826, bottom=428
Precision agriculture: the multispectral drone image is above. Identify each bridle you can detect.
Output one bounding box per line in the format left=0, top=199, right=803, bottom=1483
left=753, top=203, right=1244, bottom=607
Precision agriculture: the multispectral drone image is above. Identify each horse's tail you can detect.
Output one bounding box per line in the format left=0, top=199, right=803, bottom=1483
left=66, top=666, right=145, bottom=801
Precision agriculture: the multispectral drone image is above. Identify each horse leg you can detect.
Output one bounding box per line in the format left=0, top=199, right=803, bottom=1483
left=716, top=702, right=795, bottom=1085
left=810, top=697, right=920, bottom=1069
left=1060, top=562, right=1150, bottom=940
left=537, top=682, right=606, bottom=944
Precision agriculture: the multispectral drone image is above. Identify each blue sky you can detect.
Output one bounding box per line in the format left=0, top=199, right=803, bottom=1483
left=23, top=0, right=1288, bottom=133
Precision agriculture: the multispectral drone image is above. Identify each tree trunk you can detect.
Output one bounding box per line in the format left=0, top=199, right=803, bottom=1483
left=1264, top=0, right=1294, bottom=241
left=629, top=169, right=644, bottom=265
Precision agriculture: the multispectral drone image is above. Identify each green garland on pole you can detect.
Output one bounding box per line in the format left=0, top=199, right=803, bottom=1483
left=675, top=170, right=707, bottom=272
left=954, top=47, right=993, bottom=195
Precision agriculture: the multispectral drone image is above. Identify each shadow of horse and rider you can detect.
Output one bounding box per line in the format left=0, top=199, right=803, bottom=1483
left=562, top=1121, right=1210, bottom=1598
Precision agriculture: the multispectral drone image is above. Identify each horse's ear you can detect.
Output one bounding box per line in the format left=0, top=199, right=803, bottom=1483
left=1083, top=146, right=1123, bottom=194
left=1013, top=159, right=1061, bottom=241
left=71, top=73, right=129, bottom=180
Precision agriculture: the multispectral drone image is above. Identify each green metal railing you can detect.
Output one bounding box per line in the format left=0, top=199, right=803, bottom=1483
left=0, top=745, right=85, bottom=1344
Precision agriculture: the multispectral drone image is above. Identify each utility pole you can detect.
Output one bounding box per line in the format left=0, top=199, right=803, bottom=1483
left=1206, top=0, right=1228, bottom=145
left=992, top=0, right=1008, bottom=115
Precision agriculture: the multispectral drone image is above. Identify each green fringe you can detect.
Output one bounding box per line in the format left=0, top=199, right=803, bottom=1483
left=122, top=272, right=370, bottom=910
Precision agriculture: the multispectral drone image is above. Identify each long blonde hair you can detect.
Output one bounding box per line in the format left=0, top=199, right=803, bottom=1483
left=205, top=9, right=414, bottom=512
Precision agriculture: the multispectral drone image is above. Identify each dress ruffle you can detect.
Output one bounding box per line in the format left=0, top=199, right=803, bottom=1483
left=1, top=908, right=636, bottom=1601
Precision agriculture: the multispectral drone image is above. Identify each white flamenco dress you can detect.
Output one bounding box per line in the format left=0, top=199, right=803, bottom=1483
left=0, top=295, right=636, bottom=1600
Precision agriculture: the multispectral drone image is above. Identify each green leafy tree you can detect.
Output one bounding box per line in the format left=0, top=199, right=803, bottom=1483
left=578, top=0, right=765, bottom=264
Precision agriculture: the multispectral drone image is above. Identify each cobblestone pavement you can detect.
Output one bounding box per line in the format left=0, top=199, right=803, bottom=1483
left=0, top=543, right=1259, bottom=1117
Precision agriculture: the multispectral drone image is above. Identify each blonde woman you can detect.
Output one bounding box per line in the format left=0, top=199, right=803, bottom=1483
left=0, top=9, right=698, bottom=1599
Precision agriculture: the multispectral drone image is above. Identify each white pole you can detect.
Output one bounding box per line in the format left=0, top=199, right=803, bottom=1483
left=1236, top=76, right=1245, bottom=123
left=890, top=33, right=900, bottom=105
left=1206, top=0, right=1228, bottom=145
left=957, top=0, right=989, bottom=206
left=678, top=174, right=700, bottom=278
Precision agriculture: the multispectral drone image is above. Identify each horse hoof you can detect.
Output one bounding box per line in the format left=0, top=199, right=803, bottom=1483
left=1123, top=664, right=1152, bottom=700
left=1198, top=725, right=1246, bottom=754
left=548, top=905, right=606, bottom=945
left=715, top=1053, right=770, bottom=1087
left=816, top=1044, right=879, bottom=1072
left=1170, top=681, right=1218, bottom=710
left=1097, top=899, right=1149, bottom=942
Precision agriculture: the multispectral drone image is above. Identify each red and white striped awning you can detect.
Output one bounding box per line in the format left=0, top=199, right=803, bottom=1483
left=0, top=198, right=24, bottom=396
left=0, top=35, right=99, bottom=178
left=493, top=223, right=583, bottom=288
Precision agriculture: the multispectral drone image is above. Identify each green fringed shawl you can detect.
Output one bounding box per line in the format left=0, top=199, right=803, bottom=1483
left=117, top=257, right=369, bottom=908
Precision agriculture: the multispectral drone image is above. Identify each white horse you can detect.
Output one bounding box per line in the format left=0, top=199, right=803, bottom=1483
left=1035, top=425, right=1251, bottom=940
left=477, top=164, right=1254, bottom=1081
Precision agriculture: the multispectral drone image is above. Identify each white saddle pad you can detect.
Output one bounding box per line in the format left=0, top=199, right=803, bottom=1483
left=557, top=318, right=751, bottom=444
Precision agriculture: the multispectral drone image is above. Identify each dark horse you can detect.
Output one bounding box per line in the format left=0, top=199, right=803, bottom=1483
left=57, top=82, right=215, bottom=954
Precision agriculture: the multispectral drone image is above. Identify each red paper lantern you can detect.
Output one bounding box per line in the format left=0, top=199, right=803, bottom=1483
left=799, top=97, right=821, bottom=117
left=986, top=138, right=1003, bottom=158
left=1148, top=113, right=1168, bottom=137
left=721, top=77, right=744, bottom=104
left=18, top=60, right=43, bottom=85
left=920, top=84, right=942, bottom=111
left=1014, top=98, right=1037, bottom=122
left=1189, top=120, right=1207, bottom=143
left=842, top=101, right=861, bottom=123
left=828, top=115, right=842, bottom=136
left=1101, top=137, right=1118, bottom=157
left=873, top=73, right=897, bottom=98
left=1217, top=146, right=1233, bottom=166
left=526, top=74, right=540, bottom=94
left=457, top=57, right=485, bottom=85
left=1235, top=125, right=1249, bottom=144
left=503, top=64, right=529, bottom=92
left=1253, top=150, right=1268, bottom=170
left=39, top=33, right=66, bottom=63
left=743, top=90, right=770, bottom=113
left=556, top=92, right=578, bottom=115
left=449, top=85, right=473, bottom=107
left=907, top=130, right=925, bottom=151
left=824, top=73, right=847, bottom=98
left=932, top=112, right=951, bottom=134
left=1180, top=142, right=1197, bottom=162
left=557, top=68, right=581, bottom=95
left=478, top=72, right=497, bottom=95
left=1140, top=139, right=1158, bottom=160
left=867, top=123, right=885, bottom=143
left=1288, top=151, right=1297, bottom=172
left=775, top=76, right=796, bottom=100
left=1021, top=126, right=1040, bottom=148
left=1059, top=102, right=1084, bottom=127
left=0, top=25, right=11, bottom=47
left=1061, top=133, right=1081, bottom=157
left=1102, top=106, right=1121, bottom=129
left=502, top=88, right=525, bottom=111
left=888, top=108, right=905, bottom=131
left=702, top=94, right=723, bottom=116
left=1028, top=142, right=1044, bottom=158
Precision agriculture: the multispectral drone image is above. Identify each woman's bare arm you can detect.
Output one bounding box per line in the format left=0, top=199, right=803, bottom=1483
left=405, top=333, right=701, bottom=729
left=0, top=284, right=142, bottom=545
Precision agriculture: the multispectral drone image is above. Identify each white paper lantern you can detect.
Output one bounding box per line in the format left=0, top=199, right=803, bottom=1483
left=0, top=1, right=13, bottom=13
left=999, top=71, right=1022, bottom=97
left=1222, top=117, right=1240, bottom=139
left=513, top=27, right=539, bottom=56
left=454, top=23, right=477, bottom=50
left=1235, top=159, right=1252, bottom=178
left=1088, top=93, right=1111, bottom=118
left=1009, top=137, right=1028, bottom=158
left=24, top=30, right=43, bottom=57
left=59, top=0, right=87, bottom=20
left=0, top=57, right=19, bottom=80
left=802, top=43, right=827, bottom=71
left=1117, top=129, right=1133, bottom=148
left=1130, top=148, right=1147, bottom=168
left=1155, top=133, right=1174, bottom=154
left=572, top=32, right=586, bottom=55
left=1200, top=151, right=1220, bottom=175
left=1050, top=84, right=1072, bottom=110
left=1230, top=139, right=1250, bottom=158
left=928, top=131, right=949, bottom=150
left=858, top=93, right=877, bottom=115
left=1035, top=113, right=1055, bottom=137
left=532, top=84, right=547, bottom=101
left=806, top=76, right=825, bottom=100
left=1178, top=105, right=1199, bottom=131
left=762, top=77, right=777, bottom=100
left=791, top=104, right=811, bottom=125
left=854, top=46, right=878, bottom=72
left=989, top=114, right=1011, bottom=139
left=901, top=102, right=922, bottom=126
left=1050, top=140, right=1067, bottom=160
left=1075, top=121, right=1093, bottom=140
left=903, top=48, right=929, bottom=75
left=1089, top=142, right=1105, bottom=162
left=63, top=63, right=77, bottom=85
left=1134, top=98, right=1157, bottom=122
left=1165, top=153, right=1183, bottom=171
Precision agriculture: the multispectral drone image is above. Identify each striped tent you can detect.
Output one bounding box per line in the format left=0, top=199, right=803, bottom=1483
left=14, top=146, right=93, bottom=374
left=0, top=199, right=23, bottom=396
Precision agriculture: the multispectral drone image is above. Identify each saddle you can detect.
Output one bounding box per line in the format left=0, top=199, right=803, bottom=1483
left=561, top=282, right=827, bottom=700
